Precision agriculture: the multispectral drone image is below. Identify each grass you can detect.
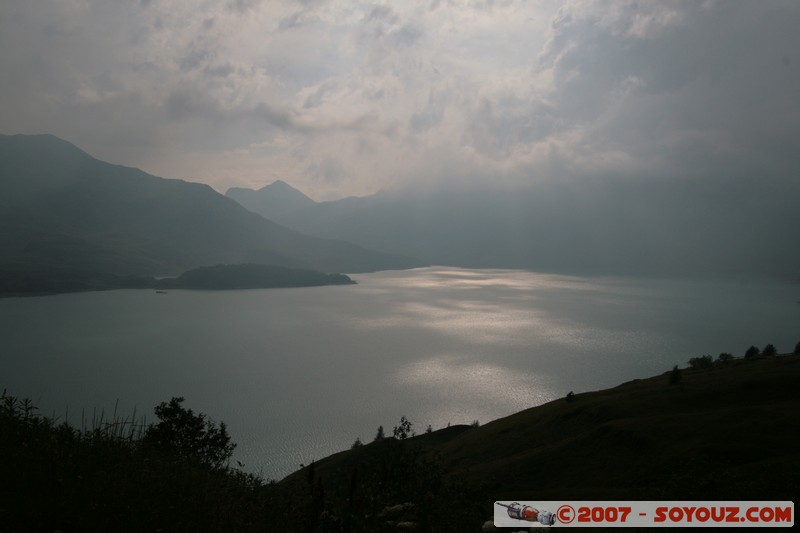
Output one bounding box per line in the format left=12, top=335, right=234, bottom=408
left=2, top=350, right=799, bottom=531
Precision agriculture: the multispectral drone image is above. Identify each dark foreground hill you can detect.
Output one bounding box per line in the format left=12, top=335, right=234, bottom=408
left=277, top=352, right=800, bottom=529
left=0, top=134, right=421, bottom=296
left=2, top=353, right=798, bottom=531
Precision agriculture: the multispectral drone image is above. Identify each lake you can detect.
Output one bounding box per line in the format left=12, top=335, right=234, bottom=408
left=1, top=267, right=797, bottom=479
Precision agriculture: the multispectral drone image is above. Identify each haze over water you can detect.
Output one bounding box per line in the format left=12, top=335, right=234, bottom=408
left=1, top=267, right=797, bottom=479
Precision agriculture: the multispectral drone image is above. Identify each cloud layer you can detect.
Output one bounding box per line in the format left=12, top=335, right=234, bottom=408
left=1, top=0, right=798, bottom=199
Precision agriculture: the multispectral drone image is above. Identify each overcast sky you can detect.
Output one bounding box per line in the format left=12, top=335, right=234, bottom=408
left=1, top=0, right=798, bottom=200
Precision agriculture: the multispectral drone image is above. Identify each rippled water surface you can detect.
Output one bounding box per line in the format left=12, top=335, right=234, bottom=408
left=1, top=267, right=797, bottom=478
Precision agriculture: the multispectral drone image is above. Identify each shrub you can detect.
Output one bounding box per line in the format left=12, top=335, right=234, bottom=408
left=143, top=397, right=235, bottom=467
left=688, top=355, right=713, bottom=369
left=471, top=420, right=480, bottom=428
left=744, top=345, right=760, bottom=359
left=669, top=365, right=682, bottom=384
left=425, top=424, right=433, bottom=434
left=717, top=352, right=734, bottom=363
left=762, top=343, right=777, bottom=356
left=795, top=341, right=800, bottom=355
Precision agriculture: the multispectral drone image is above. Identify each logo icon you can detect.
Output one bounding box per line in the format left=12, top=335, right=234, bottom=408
left=496, top=502, right=557, bottom=526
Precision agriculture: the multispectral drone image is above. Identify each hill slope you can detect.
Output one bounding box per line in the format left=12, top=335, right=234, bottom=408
left=278, top=354, right=800, bottom=529
left=1, top=352, right=796, bottom=530
left=0, top=134, right=421, bottom=294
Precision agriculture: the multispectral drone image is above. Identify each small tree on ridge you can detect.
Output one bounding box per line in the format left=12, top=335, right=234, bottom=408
left=393, top=416, right=412, bottom=440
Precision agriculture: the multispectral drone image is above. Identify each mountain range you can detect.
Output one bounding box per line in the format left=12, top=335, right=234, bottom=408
left=227, top=174, right=800, bottom=280
left=0, top=134, right=421, bottom=294
left=2, top=132, right=796, bottom=296
left=226, top=180, right=317, bottom=221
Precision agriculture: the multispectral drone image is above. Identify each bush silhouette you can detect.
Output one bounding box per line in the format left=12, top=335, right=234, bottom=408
left=669, top=365, right=682, bottom=384
left=762, top=343, right=777, bottom=356
left=795, top=341, right=800, bottom=355
left=717, top=353, right=734, bottom=363
left=744, top=345, right=760, bottom=359
left=143, top=397, right=235, bottom=467
left=688, top=355, right=713, bottom=369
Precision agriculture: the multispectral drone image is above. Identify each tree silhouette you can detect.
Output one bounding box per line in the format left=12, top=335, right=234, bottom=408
left=688, top=355, right=713, bottom=369
left=393, top=416, right=412, bottom=440
left=374, top=425, right=384, bottom=441
left=143, top=397, right=235, bottom=467
left=762, top=343, right=777, bottom=356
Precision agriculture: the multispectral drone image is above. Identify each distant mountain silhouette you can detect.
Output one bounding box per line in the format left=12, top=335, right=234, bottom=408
left=263, top=179, right=799, bottom=280
left=226, top=180, right=316, bottom=220
left=0, top=134, right=422, bottom=294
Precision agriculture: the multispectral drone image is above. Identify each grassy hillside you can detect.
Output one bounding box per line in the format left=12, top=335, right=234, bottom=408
left=279, top=352, right=800, bottom=529
left=2, top=352, right=798, bottom=531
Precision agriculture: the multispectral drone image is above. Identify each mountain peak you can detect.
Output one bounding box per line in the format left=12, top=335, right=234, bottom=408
left=262, top=179, right=291, bottom=190
left=226, top=179, right=316, bottom=220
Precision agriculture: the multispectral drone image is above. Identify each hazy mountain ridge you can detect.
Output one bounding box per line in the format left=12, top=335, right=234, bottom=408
left=225, top=180, right=317, bottom=220
left=0, top=134, right=422, bottom=294
left=230, top=176, right=800, bottom=280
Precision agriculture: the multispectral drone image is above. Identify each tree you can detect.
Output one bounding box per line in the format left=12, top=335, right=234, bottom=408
left=143, top=397, right=235, bottom=467
left=393, top=416, right=412, bottom=440
left=374, top=425, right=384, bottom=441
left=425, top=424, right=433, bottom=434
left=762, top=343, right=777, bottom=356
left=795, top=341, right=800, bottom=355
left=351, top=437, right=363, bottom=449
left=745, top=345, right=760, bottom=359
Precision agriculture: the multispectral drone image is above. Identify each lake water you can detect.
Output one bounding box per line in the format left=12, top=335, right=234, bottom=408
left=1, top=267, right=797, bottom=479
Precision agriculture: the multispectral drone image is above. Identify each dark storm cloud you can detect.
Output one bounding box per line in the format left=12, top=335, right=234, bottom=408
left=536, top=0, right=800, bottom=182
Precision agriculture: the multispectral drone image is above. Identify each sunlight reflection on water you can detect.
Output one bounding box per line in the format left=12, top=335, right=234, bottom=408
left=394, top=354, right=556, bottom=411
left=1, top=266, right=797, bottom=479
